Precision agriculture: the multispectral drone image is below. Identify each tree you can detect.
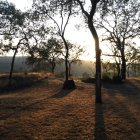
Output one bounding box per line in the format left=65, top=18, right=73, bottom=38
left=27, top=37, right=63, bottom=73
left=102, top=61, right=113, bottom=73
left=0, top=1, right=24, bottom=35
left=33, top=0, right=77, bottom=89
left=73, top=0, right=103, bottom=103
left=45, top=38, right=63, bottom=73
left=97, top=0, right=140, bottom=80
left=67, top=42, right=84, bottom=76
left=3, top=30, right=32, bottom=86
left=0, top=1, right=42, bottom=86
left=102, top=46, right=122, bottom=77
left=0, top=1, right=30, bottom=86
left=0, top=41, right=5, bottom=55
left=126, top=45, right=140, bottom=77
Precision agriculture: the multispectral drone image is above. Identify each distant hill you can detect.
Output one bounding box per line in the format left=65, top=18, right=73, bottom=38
left=0, top=56, right=95, bottom=77
left=0, top=56, right=29, bottom=73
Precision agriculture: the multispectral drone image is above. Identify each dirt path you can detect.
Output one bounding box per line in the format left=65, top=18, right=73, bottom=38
left=0, top=78, right=140, bottom=140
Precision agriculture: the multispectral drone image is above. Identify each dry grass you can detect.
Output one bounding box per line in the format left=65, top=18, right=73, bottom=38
left=0, top=75, right=140, bottom=140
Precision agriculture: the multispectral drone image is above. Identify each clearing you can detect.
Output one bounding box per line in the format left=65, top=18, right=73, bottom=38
left=0, top=75, right=140, bottom=140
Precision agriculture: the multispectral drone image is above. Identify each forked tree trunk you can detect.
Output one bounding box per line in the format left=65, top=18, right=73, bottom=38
left=88, top=20, right=102, bottom=104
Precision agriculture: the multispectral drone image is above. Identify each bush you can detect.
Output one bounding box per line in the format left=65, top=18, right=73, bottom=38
left=63, top=80, right=76, bottom=89
left=112, top=76, right=122, bottom=84
left=58, top=72, right=65, bottom=77
left=82, top=72, right=90, bottom=79
left=81, top=77, right=96, bottom=83
left=102, top=73, right=111, bottom=83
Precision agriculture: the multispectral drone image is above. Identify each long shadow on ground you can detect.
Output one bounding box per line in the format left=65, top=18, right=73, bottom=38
left=103, top=78, right=140, bottom=95
left=105, top=92, right=140, bottom=139
left=94, top=103, right=108, bottom=140
left=101, top=78, right=140, bottom=139
left=0, top=77, right=48, bottom=94
left=49, top=89, right=74, bottom=98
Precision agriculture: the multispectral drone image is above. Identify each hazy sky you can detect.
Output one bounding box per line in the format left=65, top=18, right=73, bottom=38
left=8, top=0, right=32, bottom=11
left=6, top=0, right=108, bottom=61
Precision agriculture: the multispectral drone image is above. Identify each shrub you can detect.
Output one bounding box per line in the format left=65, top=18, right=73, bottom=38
left=102, top=72, right=111, bottom=83
left=63, top=80, right=76, bottom=89
left=82, top=72, right=90, bottom=79
left=112, top=76, right=122, bottom=84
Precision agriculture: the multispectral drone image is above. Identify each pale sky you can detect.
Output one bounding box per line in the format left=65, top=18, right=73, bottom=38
left=5, top=0, right=109, bottom=61
left=8, top=0, right=32, bottom=11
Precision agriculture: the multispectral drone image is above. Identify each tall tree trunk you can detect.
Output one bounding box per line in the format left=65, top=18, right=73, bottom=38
left=51, top=63, right=55, bottom=73
left=68, top=62, right=71, bottom=77
left=115, top=60, right=121, bottom=77
left=121, top=51, right=126, bottom=80
left=9, top=49, right=18, bottom=86
left=61, top=36, right=69, bottom=81
left=127, top=65, right=130, bottom=78
left=134, top=63, right=137, bottom=76
left=51, top=59, right=56, bottom=74
left=88, top=20, right=102, bottom=104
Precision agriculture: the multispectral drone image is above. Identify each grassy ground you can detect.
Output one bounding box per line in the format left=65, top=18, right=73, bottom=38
left=0, top=74, right=140, bottom=140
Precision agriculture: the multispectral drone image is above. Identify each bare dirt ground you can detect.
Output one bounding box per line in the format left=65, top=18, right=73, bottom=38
left=0, top=76, right=140, bottom=140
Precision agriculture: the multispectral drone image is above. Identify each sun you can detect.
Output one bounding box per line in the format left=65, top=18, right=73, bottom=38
left=79, top=45, right=95, bottom=61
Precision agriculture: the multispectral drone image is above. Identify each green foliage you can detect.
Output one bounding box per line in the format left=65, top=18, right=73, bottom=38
left=26, top=37, right=63, bottom=73
left=102, top=72, right=111, bottom=82
left=0, top=1, right=25, bottom=28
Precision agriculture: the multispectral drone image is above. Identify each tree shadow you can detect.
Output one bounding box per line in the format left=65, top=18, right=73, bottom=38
left=101, top=79, right=140, bottom=139
left=105, top=92, right=140, bottom=139
left=103, top=80, right=139, bottom=96
left=126, top=79, right=140, bottom=91
left=0, top=77, right=48, bottom=94
left=0, top=96, right=48, bottom=120
left=94, top=103, right=108, bottom=140
left=49, top=89, right=74, bottom=98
